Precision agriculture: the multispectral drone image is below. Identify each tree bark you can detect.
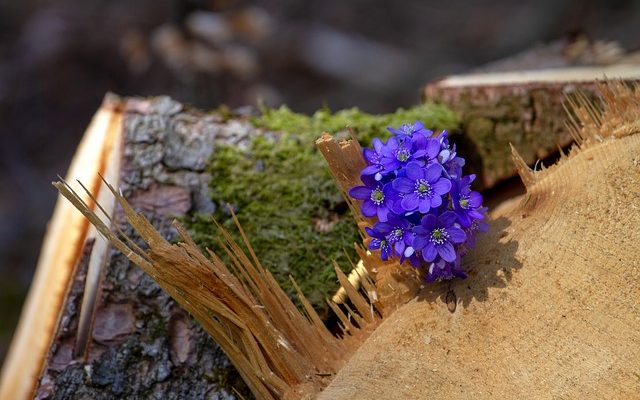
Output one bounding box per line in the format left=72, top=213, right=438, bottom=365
left=424, top=65, right=640, bottom=188
left=34, top=95, right=260, bottom=400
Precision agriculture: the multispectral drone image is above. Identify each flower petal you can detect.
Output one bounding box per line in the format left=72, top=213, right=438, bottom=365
left=392, top=177, right=414, bottom=193
left=432, top=178, right=452, bottom=195
left=420, top=214, right=437, bottom=230
left=349, top=186, right=371, bottom=200
left=469, top=209, right=485, bottom=220
left=412, top=225, right=429, bottom=235
left=425, top=163, right=443, bottom=182
left=383, top=137, right=398, bottom=154
left=389, top=198, right=405, bottom=215
left=405, top=162, right=423, bottom=180
left=426, top=139, right=440, bottom=159
left=374, top=222, right=393, bottom=234
left=423, top=243, right=437, bottom=262
left=361, top=164, right=381, bottom=176
left=381, top=158, right=400, bottom=171
left=377, top=206, right=389, bottom=222
left=418, top=199, right=431, bottom=213
left=360, top=174, right=378, bottom=187
left=404, top=246, right=415, bottom=257
left=437, top=242, right=456, bottom=262
left=447, top=226, right=467, bottom=243
left=401, top=193, right=420, bottom=211
left=430, top=194, right=442, bottom=208
left=438, top=211, right=457, bottom=227
left=468, top=191, right=483, bottom=208
left=372, top=138, right=383, bottom=152
left=363, top=148, right=378, bottom=161
left=411, top=132, right=426, bottom=148
left=403, top=231, right=414, bottom=245
left=412, top=234, right=429, bottom=251
left=387, top=127, right=403, bottom=136
left=455, top=211, right=472, bottom=228
left=412, top=149, right=427, bottom=158
left=361, top=200, right=377, bottom=217
left=438, top=148, right=451, bottom=163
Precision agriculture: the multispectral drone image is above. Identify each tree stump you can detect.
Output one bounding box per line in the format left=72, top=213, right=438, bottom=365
left=320, top=82, right=640, bottom=399
left=424, top=64, right=640, bottom=188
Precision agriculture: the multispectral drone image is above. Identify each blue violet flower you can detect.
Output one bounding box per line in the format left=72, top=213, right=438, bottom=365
left=348, top=175, right=394, bottom=222
left=392, top=162, right=451, bottom=213
left=350, top=121, right=488, bottom=282
left=412, top=212, right=466, bottom=263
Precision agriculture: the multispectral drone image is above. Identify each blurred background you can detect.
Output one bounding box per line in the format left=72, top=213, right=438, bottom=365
left=1, top=0, right=639, bottom=364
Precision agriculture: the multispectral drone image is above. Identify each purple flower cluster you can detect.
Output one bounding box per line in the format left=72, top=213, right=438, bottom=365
left=349, top=121, right=488, bottom=281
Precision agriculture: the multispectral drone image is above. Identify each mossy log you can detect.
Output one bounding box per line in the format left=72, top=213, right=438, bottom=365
left=2, top=95, right=260, bottom=399
left=424, top=65, right=640, bottom=188
left=33, top=82, right=640, bottom=400
left=0, top=91, right=457, bottom=398
left=1, top=95, right=458, bottom=399
left=6, top=77, right=638, bottom=399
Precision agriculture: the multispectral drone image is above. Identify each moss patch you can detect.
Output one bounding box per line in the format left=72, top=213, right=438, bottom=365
left=185, top=103, right=459, bottom=318
left=254, top=103, right=459, bottom=147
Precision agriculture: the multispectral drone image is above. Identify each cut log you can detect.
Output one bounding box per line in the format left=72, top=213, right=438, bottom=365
left=424, top=64, right=640, bottom=188
left=3, top=91, right=451, bottom=398
left=31, top=81, right=640, bottom=400
left=0, top=95, right=268, bottom=399
left=320, top=82, right=640, bottom=398
left=4, top=51, right=638, bottom=399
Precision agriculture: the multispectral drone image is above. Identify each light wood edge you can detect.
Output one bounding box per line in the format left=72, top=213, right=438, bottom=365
left=434, top=64, right=640, bottom=87
left=0, top=97, right=124, bottom=400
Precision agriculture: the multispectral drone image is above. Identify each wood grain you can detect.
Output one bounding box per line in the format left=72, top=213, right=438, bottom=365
left=320, top=83, right=640, bottom=399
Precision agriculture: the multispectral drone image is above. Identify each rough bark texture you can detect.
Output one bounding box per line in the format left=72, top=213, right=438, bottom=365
left=36, top=96, right=261, bottom=400
left=423, top=37, right=640, bottom=189
left=424, top=81, right=605, bottom=188
left=28, top=94, right=451, bottom=398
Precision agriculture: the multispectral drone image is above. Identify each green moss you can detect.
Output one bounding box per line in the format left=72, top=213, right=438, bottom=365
left=185, top=103, right=459, bottom=318
left=254, top=103, right=459, bottom=146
